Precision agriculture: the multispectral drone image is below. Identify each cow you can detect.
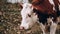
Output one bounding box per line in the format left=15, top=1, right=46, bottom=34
left=20, top=0, right=60, bottom=34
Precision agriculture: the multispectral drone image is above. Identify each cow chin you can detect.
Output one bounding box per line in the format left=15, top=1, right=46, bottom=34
left=20, top=22, right=34, bottom=30
left=20, top=23, right=30, bottom=30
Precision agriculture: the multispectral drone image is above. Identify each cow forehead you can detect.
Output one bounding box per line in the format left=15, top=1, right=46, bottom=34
left=22, top=3, right=33, bottom=12
left=23, top=3, right=32, bottom=7
left=21, top=3, right=34, bottom=18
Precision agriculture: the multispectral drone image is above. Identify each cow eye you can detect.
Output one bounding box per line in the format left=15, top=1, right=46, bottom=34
left=28, top=14, right=31, bottom=17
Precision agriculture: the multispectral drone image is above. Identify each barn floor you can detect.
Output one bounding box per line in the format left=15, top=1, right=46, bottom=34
left=0, top=1, right=60, bottom=34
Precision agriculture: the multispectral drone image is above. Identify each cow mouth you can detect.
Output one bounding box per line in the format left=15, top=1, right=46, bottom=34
left=20, top=28, right=31, bottom=32
left=20, top=24, right=36, bottom=31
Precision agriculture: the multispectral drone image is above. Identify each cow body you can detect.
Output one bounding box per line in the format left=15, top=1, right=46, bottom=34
left=32, top=0, right=57, bottom=24
left=32, top=0, right=60, bottom=15
left=20, top=0, right=60, bottom=34
left=32, top=0, right=60, bottom=34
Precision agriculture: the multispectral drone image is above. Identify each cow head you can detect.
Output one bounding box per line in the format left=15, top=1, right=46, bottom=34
left=20, top=3, right=38, bottom=30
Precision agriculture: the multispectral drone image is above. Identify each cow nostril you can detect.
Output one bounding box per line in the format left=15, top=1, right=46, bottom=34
left=20, top=26, right=24, bottom=30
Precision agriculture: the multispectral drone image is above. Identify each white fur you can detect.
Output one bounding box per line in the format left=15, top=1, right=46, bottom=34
left=40, top=23, right=45, bottom=34
left=49, top=0, right=54, bottom=5
left=47, top=17, right=57, bottom=34
left=49, top=0, right=60, bottom=11
left=58, top=0, right=60, bottom=2
left=20, top=3, right=38, bottom=29
left=21, top=3, right=33, bottom=18
left=50, top=23, right=57, bottom=34
left=49, top=0, right=56, bottom=11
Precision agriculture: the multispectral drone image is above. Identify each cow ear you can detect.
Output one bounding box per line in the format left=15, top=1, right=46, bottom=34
left=19, top=3, right=24, bottom=8
left=31, top=5, right=33, bottom=9
left=20, top=3, right=24, bottom=6
left=29, top=4, right=33, bottom=9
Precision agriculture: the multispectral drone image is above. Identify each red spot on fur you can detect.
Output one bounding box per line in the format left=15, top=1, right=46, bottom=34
left=32, top=0, right=55, bottom=14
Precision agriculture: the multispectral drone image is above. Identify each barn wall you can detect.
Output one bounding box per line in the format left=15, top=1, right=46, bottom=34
left=7, top=0, right=29, bottom=3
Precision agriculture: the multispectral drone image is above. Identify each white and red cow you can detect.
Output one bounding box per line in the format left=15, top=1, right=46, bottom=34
left=20, top=3, right=38, bottom=29
left=20, top=0, right=60, bottom=34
